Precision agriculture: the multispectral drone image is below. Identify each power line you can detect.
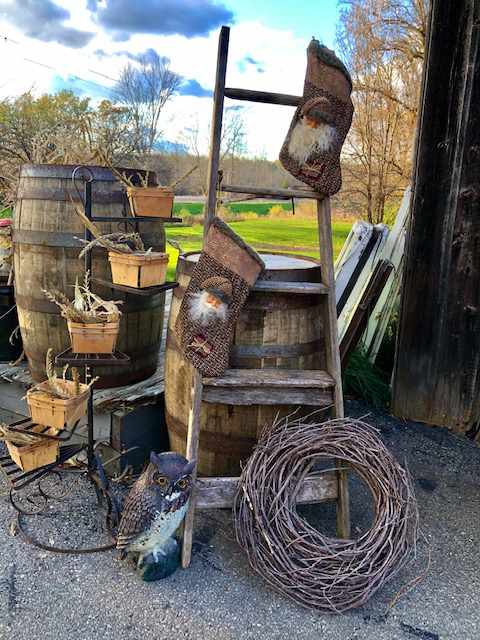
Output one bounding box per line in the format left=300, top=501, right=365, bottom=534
left=1, top=34, right=119, bottom=97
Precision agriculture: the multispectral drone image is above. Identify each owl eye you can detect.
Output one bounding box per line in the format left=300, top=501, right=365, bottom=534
left=154, top=474, right=168, bottom=487
left=177, top=478, right=188, bottom=490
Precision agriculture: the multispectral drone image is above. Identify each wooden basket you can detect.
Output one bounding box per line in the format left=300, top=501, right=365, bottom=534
left=109, top=251, right=169, bottom=288
left=67, top=319, right=119, bottom=354
left=7, top=425, right=60, bottom=471
left=127, top=186, right=174, bottom=218
left=26, top=379, right=90, bottom=429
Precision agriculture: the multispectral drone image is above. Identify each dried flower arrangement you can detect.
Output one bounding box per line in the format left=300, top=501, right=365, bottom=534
left=0, top=424, right=44, bottom=447
left=25, top=349, right=97, bottom=430
left=43, top=348, right=97, bottom=399
left=96, top=149, right=197, bottom=218
left=0, top=422, right=60, bottom=472
left=44, top=272, right=122, bottom=353
left=72, top=201, right=169, bottom=289
left=44, top=271, right=122, bottom=324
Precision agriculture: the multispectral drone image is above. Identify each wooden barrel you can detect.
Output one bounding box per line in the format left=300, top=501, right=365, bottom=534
left=13, top=164, right=166, bottom=388
left=165, top=252, right=326, bottom=476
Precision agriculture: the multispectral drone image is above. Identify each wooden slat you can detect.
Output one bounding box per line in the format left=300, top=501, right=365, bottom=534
left=340, top=259, right=394, bottom=367
left=252, top=280, right=328, bottom=295
left=317, top=198, right=350, bottom=539
left=203, top=26, right=230, bottom=237
left=224, top=87, right=301, bottom=107
left=195, top=473, right=338, bottom=509
left=203, top=368, right=335, bottom=388
left=220, top=183, right=322, bottom=200
left=202, top=387, right=334, bottom=406
left=181, top=371, right=203, bottom=569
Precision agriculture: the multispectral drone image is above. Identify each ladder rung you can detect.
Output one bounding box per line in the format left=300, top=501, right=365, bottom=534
left=253, top=281, right=328, bottom=295
left=224, top=87, right=301, bottom=107
left=202, top=369, right=335, bottom=406
left=195, top=473, right=337, bottom=509
left=220, top=183, right=323, bottom=200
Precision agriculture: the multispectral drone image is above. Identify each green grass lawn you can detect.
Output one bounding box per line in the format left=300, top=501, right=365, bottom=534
left=165, top=218, right=352, bottom=280
left=173, top=201, right=291, bottom=217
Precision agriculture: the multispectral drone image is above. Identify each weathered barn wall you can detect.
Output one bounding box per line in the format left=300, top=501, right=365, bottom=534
left=392, top=0, right=480, bottom=436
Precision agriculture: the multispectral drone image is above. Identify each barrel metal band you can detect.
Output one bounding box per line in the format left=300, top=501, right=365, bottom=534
left=173, top=283, right=321, bottom=309
left=24, top=342, right=159, bottom=363
left=166, top=331, right=322, bottom=360
left=13, top=229, right=164, bottom=248
left=16, top=293, right=165, bottom=313
left=17, top=188, right=125, bottom=204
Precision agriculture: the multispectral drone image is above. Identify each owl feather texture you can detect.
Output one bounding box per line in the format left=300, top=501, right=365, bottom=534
left=116, top=452, right=195, bottom=569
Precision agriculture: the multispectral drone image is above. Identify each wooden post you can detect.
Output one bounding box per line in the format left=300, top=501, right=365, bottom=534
left=181, top=370, right=203, bottom=568
left=203, top=26, right=230, bottom=238
left=392, top=0, right=480, bottom=436
left=317, top=198, right=350, bottom=538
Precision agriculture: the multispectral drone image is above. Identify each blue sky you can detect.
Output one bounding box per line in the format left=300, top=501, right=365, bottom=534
left=0, top=0, right=342, bottom=158
left=230, top=0, right=339, bottom=48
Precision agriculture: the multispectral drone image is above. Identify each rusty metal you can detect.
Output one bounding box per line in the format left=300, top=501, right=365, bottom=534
left=55, top=348, right=131, bottom=367
left=16, top=187, right=125, bottom=203
left=91, top=215, right=183, bottom=223
left=6, top=417, right=82, bottom=442
left=91, top=276, right=178, bottom=297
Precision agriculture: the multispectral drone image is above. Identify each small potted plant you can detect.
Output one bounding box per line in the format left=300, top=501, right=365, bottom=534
left=97, top=152, right=196, bottom=219
left=44, top=273, right=122, bottom=353
left=74, top=205, right=169, bottom=289
left=1, top=423, right=60, bottom=471
left=25, top=349, right=97, bottom=431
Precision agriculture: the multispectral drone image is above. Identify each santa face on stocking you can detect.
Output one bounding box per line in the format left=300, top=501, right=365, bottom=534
left=288, top=97, right=337, bottom=169
left=188, top=276, right=232, bottom=326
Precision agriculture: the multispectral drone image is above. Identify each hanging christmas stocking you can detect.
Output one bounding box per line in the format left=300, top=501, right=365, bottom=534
left=175, top=217, right=264, bottom=377
left=279, top=38, right=354, bottom=196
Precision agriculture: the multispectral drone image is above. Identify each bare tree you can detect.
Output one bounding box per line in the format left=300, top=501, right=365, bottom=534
left=337, top=0, right=427, bottom=222
left=115, top=52, right=181, bottom=155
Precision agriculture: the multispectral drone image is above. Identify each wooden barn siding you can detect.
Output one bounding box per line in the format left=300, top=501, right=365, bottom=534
left=392, top=0, right=480, bottom=435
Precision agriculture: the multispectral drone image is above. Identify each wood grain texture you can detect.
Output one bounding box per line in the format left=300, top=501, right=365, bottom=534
left=164, top=253, right=326, bottom=476
left=13, top=165, right=166, bottom=388
left=203, top=368, right=335, bottom=387
left=194, top=473, right=337, bottom=509
left=203, top=26, right=230, bottom=237
left=181, top=370, right=202, bottom=569
left=223, top=87, right=301, bottom=106
left=220, top=183, right=321, bottom=200
left=317, top=198, right=350, bottom=538
left=252, top=281, right=328, bottom=294
left=392, top=0, right=480, bottom=434
left=202, top=387, right=334, bottom=406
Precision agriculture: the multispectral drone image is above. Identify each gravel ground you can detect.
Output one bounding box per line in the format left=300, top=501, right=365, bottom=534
left=0, top=399, right=479, bottom=640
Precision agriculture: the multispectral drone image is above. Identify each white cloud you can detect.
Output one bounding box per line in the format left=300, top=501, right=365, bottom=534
left=0, top=9, right=309, bottom=160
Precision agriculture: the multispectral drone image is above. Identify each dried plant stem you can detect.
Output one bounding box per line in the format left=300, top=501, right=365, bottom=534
left=169, top=164, right=198, bottom=190
left=233, top=415, right=420, bottom=613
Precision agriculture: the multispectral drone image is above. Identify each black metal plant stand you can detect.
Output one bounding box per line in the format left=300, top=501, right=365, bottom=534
left=1, top=165, right=180, bottom=551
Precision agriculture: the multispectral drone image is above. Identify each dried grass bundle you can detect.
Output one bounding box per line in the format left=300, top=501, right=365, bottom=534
left=43, top=271, right=122, bottom=324
left=69, top=195, right=145, bottom=256
left=30, top=348, right=98, bottom=401
left=0, top=424, right=41, bottom=446
left=234, top=414, right=419, bottom=613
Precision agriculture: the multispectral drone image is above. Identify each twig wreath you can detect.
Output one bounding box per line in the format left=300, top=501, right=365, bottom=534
left=233, top=414, right=419, bottom=613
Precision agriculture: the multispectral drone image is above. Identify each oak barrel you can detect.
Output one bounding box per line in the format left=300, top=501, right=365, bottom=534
left=13, top=164, right=166, bottom=388
left=165, top=252, right=326, bottom=476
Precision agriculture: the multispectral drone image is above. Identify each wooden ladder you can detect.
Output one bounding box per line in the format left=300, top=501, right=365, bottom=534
left=181, top=26, right=350, bottom=568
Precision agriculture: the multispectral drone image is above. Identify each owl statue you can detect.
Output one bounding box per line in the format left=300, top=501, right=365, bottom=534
left=116, top=451, right=195, bottom=572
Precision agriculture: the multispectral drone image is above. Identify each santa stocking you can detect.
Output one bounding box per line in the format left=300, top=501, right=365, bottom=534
left=279, top=38, right=354, bottom=196
left=175, top=217, right=264, bottom=377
